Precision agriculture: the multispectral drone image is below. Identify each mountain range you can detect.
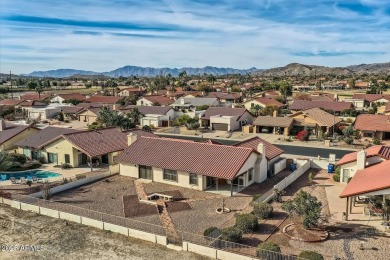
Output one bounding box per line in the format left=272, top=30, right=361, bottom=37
left=25, top=66, right=258, bottom=78
left=23, top=62, right=390, bottom=78
left=254, top=62, right=390, bottom=77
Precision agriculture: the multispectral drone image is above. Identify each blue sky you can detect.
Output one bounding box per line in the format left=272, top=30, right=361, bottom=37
left=0, top=0, right=389, bottom=74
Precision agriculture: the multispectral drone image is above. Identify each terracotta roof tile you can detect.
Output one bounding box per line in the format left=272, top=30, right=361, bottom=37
left=340, top=160, right=390, bottom=197
left=0, top=99, right=24, bottom=106
left=120, top=105, right=172, bottom=115
left=253, top=97, right=284, bottom=108
left=117, top=137, right=256, bottom=180
left=234, top=136, right=284, bottom=161
left=86, top=96, right=122, bottom=104
left=142, top=95, right=174, bottom=106
left=354, top=114, right=390, bottom=132
left=292, top=108, right=341, bottom=127
left=336, top=145, right=390, bottom=166
left=253, top=116, right=294, bottom=128
left=55, top=93, right=86, bottom=101
left=290, top=100, right=352, bottom=112
left=20, top=94, right=50, bottom=101
left=14, top=126, right=82, bottom=149
left=61, top=106, right=86, bottom=114
left=0, top=123, right=32, bottom=144
left=352, top=94, right=383, bottom=102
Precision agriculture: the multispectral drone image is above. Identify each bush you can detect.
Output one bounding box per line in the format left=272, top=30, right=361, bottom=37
left=203, top=227, right=221, bottom=237
left=9, top=153, right=27, bottom=164
left=344, top=137, right=353, bottom=144
left=142, top=125, right=152, bottom=132
left=298, top=251, right=324, bottom=260
left=373, top=138, right=381, bottom=145
left=38, top=156, right=46, bottom=164
left=253, top=203, right=273, bottom=219
left=252, top=194, right=262, bottom=201
left=256, top=242, right=281, bottom=259
left=61, top=163, right=72, bottom=169
left=235, top=213, right=258, bottom=233
left=335, top=166, right=341, bottom=175
left=333, top=174, right=340, bottom=182
left=220, top=227, right=242, bottom=242
left=23, top=160, right=42, bottom=170
left=76, top=174, right=86, bottom=180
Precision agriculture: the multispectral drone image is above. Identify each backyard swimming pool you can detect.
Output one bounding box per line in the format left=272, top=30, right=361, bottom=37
left=0, top=170, right=61, bottom=181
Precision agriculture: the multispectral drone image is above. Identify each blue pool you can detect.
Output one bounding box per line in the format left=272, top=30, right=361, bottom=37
left=0, top=170, right=61, bottom=181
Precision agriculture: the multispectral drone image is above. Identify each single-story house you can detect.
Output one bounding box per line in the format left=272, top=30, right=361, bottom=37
left=205, top=92, right=243, bottom=104
left=352, top=94, right=390, bottom=108
left=244, top=97, right=284, bottom=111
left=77, top=107, right=101, bottom=124
left=0, top=120, right=40, bottom=151
left=336, top=146, right=390, bottom=183
left=289, top=100, right=353, bottom=114
left=43, top=128, right=157, bottom=170
left=117, top=135, right=268, bottom=195
left=200, top=107, right=254, bottom=131
left=50, top=93, right=85, bottom=104
left=118, top=87, right=145, bottom=97
left=234, top=136, right=284, bottom=176
left=170, top=97, right=220, bottom=110
left=61, top=106, right=86, bottom=120
left=85, top=95, right=122, bottom=105
left=354, top=114, right=390, bottom=140
left=15, top=126, right=82, bottom=161
left=253, top=115, right=294, bottom=135
left=23, top=104, right=72, bottom=120
left=136, top=95, right=175, bottom=106
left=19, top=93, right=51, bottom=102
left=289, top=107, right=341, bottom=136
left=120, top=105, right=175, bottom=127
left=0, top=99, right=25, bottom=106
left=342, top=99, right=365, bottom=110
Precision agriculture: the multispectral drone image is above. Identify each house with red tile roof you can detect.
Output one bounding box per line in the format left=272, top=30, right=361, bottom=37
left=85, top=95, right=122, bottom=105
left=118, top=87, right=145, bottom=97
left=205, top=92, right=243, bottom=104
left=19, top=93, right=51, bottom=102
left=136, top=95, right=174, bottom=106
left=0, top=120, right=40, bottom=151
left=119, top=105, right=175, bottom=127
left=243, top=97, right=284, bottom=111
left=354, top=114, right=390, bottom=140
left=117, top=135, right=268, bottom=195
left=50, top=93, right=86, bottom=104
left=199, top=107, right=254, bottom=131
left=289, top=100, right=353, bottom=114
left=43, top=128, right=157, bottom=170
left=352, top=94, right=390, bottom=108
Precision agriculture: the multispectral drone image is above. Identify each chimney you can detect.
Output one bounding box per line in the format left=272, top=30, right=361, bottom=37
left=273, top=110, right=278, bottom=117
left=112, top=104, right=117, bottom=111
left=0, top=119, right=6, bottom=131
left=180, top=98, right=185, bottom=105
left=257, top=142, right=265, bottom=160
left=127, top=133, right=137, bottom=146
left=356, top=150, right=366, bottom=170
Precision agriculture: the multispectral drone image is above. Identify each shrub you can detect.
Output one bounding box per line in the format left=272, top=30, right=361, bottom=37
left=38, top=156, right=46, bottom=164
left=344, top=137, right=353, bottom=144
left=142, top=125, right=152, bottom=132
left=252, top=194, right=262, bottom=201
left=333, top=174, right=340, bottom=182
left=253, top=203, right=273, bottom=219
left=62, top=178, right=69, bottom=184
left=76, top=174, right=86, bottom=180
left=61, top=163, right=72, bottom=169
left=297, top=130, right=309, bottom=141
left=235, top=213, right=258, bottom=233
left=373, top=138, right=381, bottom=145
left=335, top=166, right=341, bottom=175
left=9, top=153, right=27, bottom=164
left=203, top=227, right=221, bottom=237
left=220, top=227, right=242, bottom=242
left=256, top=242, right=281, bottom=259
left=23, top=160, right=42, bottom=170
left=298, top=251, right=324, bottom=260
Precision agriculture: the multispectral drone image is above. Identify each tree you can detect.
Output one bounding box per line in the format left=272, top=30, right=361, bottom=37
left=260, top=105, right=278, bottom=116
left=282, top=190, right=322, bottom=229
left=251, top=104, right=262, bottom=116
left=97, top=106, right=135, bottom=131
left=279, top=81, right=292, bottom=102
left=27, top=81, right=37, bottom=90
left=127, top=108, right=143, bottom=125
left=63, top=99, right=81, bottom=106
left=295, top=93, right=312, bottom=101
left=235, top=213, right=258, bottom=233
left=85, top=83, right=92, bottom=89
left=35, top=86, right=44, bottom=99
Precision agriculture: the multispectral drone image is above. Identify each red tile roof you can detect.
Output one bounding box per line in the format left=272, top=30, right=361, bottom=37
left=253, top=116, right=294, bottom=128
left=336, top=145, right=390, bottom=166
left=253, top=97, right=284, bottom=108
left=205, top=92, right=242, bottom=100
left=354, top=114, right=390, bottom=132
left=0, top=99, right=25, bottom=106
left=15, top=126, right=82, bottom=149
left=86, top=96, right=122, bottom=104
left=20, top=94, right=50, bottom=101
left=61, top=106, right=86, bottom=114
left=142, top=95, right=174, bottom=106
left=120, top=105, right=172, bottom=115
left=56, top=93, right=86, bottom=101
left=292, top=108, right=341, bottom=127
left=340, top=160, right=390, bottom=198
left=117, top=137, right=257, bottom=180
left=234, top=136, right=284, bottom=161
left=289, top=100, right=352, bottom=112
left=0, top=123, right=34, bottom=145
left=200, top=107, right=250, bottom=120
left=352, top=94, right=383, bottom=102
left=61, top=128, right=157, bottom=157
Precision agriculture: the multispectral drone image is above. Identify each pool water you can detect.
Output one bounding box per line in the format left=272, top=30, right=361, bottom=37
left=0, top=170, right=61, bottom=181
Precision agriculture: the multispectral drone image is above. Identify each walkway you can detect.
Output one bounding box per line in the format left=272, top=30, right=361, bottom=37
left=156, top=200, right=181, bottom=244
left=134, top=179, right=148, bottom=201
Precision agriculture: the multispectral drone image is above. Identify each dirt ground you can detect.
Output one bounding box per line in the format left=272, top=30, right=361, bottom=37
left=0, top=205, right=209, bottom=260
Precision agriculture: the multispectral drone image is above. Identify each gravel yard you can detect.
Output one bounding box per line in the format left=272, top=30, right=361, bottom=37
left=0, top=205, right=209, bottom=260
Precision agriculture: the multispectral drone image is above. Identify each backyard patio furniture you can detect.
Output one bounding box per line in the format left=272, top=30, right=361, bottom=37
left=20, top=177, right=27, bottom=184
left=10, top=177, right=17, bottom=184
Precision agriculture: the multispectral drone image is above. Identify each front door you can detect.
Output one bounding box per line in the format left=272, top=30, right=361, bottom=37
left=101, top=154, right=109, bottom=164
left=206, top=176, right=215, bottom=188
left=78, top=153, right=88, bottom=166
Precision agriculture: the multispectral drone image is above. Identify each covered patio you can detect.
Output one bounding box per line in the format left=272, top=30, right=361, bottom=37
left=339, top=160, right=390, bottom=231
left=205, top=171, right=251, bottom=196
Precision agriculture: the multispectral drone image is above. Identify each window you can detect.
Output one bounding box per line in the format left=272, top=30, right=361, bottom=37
left=64, top=154, right=70, bottom=164
left=189, top=173, right=198, bottom=185
left=48, top=153, right=57, bottom=164
left=23, top=148, right=30, bottom=158
left=248, top=168, right=254, bottom=182
left=163, top=169, right=178, bottom=182
left=139, top=165, right=153, bottom=180
left=140, top=100, right=144, bottom=105
left=342, top=169, right=350, bottom=183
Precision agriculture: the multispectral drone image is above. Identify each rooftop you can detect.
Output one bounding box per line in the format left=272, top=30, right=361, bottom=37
left=171, top=97, right=218, bottom=107
left=354, top=114, right=390, bottom=132
left=291, top=107, right=341, bottom=127
left=290, top=100, right=352, bottom=112
left=233, top=136, right=284, bottom=161
left=0, top=123, right=33, bottom=145
left=336, top=145, right=390, bottom=166
left=252, top=97, right=284, bottom=108
left=253, top=116, right=294, bottom=128
left=86, top=96, right=122, bottom=104
left=200, top=107, right=249, bottom=120
left=142, top=95, right=174, bottom=106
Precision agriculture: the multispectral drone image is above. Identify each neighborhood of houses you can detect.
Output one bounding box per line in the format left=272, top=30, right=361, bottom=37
left=1, top=86, right=390, bottom=260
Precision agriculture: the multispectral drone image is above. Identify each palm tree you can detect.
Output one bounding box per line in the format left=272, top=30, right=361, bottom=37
left=35, top=85, right=43, bottom=99
left=127, top=108, right=143, bottom=125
